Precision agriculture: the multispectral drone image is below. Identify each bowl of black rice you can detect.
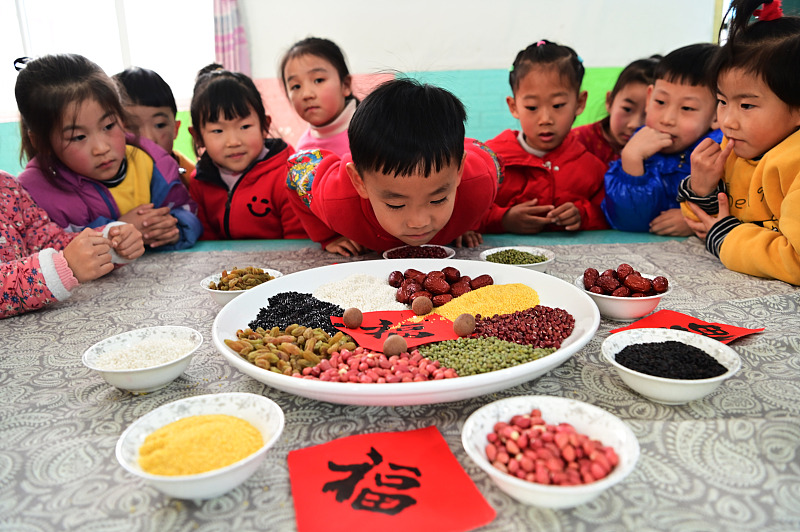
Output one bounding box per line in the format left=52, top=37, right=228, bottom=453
left=601, top=328, right=741, bottom=405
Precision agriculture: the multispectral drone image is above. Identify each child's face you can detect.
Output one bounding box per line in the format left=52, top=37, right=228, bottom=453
left=507, top=65, right=587, bottom=153
left=196, top=107, right=267, bottom=174
left=49, top=98, right=127, bottom=181
left=606, top=82, right=649, bottom=149
left=644, top=79, right=718, bottom=154
left=346, top=159, right=463, bottom=246
left=125, top=105, right=180, bottom=155
left=284, top=54, right=352, bottom=127
left=716, top=68, right=800, bottom=160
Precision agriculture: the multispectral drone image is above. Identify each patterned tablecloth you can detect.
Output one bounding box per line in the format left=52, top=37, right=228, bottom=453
left=2, top=238, right=799, bottom=532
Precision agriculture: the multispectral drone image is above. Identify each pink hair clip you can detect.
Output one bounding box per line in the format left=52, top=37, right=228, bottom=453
left=754, top=0, right=782, bottom=21
left=536, top=40, right=546, bottom=47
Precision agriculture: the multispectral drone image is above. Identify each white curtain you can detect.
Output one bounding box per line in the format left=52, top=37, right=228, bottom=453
left=213, top=0, right=251, bottom=75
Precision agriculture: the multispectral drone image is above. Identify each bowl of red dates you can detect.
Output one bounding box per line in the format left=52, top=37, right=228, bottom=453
left=575, top=263, right=671, bottom=321
left=382, top=244, right=455, bottom=260
left=461, top=395, right=639, bottom=508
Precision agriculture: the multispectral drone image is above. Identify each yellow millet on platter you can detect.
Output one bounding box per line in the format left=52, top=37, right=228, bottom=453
left=434, top=283, right=541, bottom=321
left=138, top=414, right=263, bottom=476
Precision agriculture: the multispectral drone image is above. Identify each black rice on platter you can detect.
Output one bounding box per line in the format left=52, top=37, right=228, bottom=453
left=615, top=340, right=728, bottom=380
left=386, top=245, right=449, bottom=259
left=249, top=291, right=344, bottom=335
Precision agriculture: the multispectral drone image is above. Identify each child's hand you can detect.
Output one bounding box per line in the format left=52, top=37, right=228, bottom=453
left=685, top=193, right=731, bottom=240
left=547, top=202, right=581, bottom=231
left=454, top=230, right=483, bottom=248
left=649, top=208, right=693, bottom=236
left=689, top=138, right=734, bottom=196
left=620, top=126, right=673, bottom=176
left=502, top=199, right=554, bottom=234
left=118, top=203, right=154, bottom=232
left=325, top=236, right=365, bottom=257
left=108, top=224, right=145, bottom=260
left=62, top=228, right=114, bottom=283
left=129, top=204, right=180, bottom=247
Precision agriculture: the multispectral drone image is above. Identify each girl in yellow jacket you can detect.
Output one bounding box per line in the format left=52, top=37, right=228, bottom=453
left=678, top=0, right=800, bottom=286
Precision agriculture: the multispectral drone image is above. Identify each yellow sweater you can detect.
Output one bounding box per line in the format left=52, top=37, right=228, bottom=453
left=714, top=130, right=800, bottom=285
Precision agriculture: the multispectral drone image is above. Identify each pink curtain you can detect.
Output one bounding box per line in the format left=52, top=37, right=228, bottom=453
left=214, top=0, right=251, bottom=75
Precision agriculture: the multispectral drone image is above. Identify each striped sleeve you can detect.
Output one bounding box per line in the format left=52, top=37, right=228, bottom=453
left=676, top=176, right=727, bottom=215
left=705, top=216, right=741, bottom=258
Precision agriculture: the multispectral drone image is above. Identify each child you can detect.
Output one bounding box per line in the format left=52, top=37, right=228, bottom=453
left=572, top=55, right=661, bottom=166
left=280, top=37, right=357, bottom=156
left=679, top=0, right=800, bottom=285
left=602, top=43, right=721, bottom=235
left=15, top=54, right=202, bottom=251
left=188, top=66, right=307, bottom=240
left=481, top=40, right=608, bottom=234
left=286, top=78, right=499, bottom=254
left=113, top=66, right=196, bottom=188
left=1, top=171, right=144, bottom=319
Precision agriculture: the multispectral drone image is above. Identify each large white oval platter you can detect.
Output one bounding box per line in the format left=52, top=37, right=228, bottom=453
left=212, top=259, right=600, bottom=406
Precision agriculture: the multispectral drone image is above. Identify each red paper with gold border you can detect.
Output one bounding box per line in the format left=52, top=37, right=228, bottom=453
left=288, top=426, right=496, bottom=532
left=332, top=311, right=459, bottom=352
left=610, top=309, right=763, bottom=343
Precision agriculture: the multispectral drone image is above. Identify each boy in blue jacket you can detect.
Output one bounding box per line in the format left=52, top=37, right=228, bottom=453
left=601, top=43, right=722, bottom=235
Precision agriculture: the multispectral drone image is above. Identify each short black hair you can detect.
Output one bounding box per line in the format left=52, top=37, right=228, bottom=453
left=113, top=66, right=177, bottom=115
left=509, top=39, right=585, bottom=93
left=348, top=78, right=465, bottom=177
left=654, top=43, right=719, bottom=92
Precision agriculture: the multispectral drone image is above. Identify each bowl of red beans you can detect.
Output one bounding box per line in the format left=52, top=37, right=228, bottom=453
left=601, top=328, right=742, bottom=405
left=461, top=395, right=640, bottom=509
left=575, top=263, right=671, bottom=321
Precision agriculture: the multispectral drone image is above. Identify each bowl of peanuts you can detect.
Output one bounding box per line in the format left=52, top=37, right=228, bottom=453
left=575, top=264, right=671, bottom=321
left=202, top=266, right=283, bottom=306
left=116, top=392, right=285, bottom=499
left=461, top=395, right=639, bottom=509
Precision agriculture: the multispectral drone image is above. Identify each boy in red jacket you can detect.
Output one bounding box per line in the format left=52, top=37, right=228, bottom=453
left=286, top=78, right=500, bottom=256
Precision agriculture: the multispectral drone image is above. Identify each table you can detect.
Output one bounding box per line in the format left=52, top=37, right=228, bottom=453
left=2, top=234, right=799, bottom=532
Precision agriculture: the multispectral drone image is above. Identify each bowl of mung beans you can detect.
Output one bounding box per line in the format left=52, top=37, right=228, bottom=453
left=479, top=246, right=554, bottom=272
left=601, top=328, right=742, bottom=405
left=82, top=326, right=203, bottom=394
left=202, top=266, right=283, bottom=306
left=461, top=395, right=640, bottom=508
left=116, top=392, right=285, bottom=499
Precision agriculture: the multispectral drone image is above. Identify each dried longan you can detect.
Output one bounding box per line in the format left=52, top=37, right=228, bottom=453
left=411, top=296, right=433, bottom=316
left=383, top=334, right=408, bottom=356
left=453, top=313, right=476, bottom=337
left=343, top=307, right=363, bottom=329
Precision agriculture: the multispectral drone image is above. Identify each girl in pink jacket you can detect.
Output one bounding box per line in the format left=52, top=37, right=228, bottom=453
left=1, top=171, right=143, bottom=319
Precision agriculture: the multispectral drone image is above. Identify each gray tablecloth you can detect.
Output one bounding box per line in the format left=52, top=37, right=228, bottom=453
left=2, top=239, right=799, bottom=532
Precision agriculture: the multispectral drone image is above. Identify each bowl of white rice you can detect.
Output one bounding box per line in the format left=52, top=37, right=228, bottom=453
left=82, top=326, right=203, bottom=394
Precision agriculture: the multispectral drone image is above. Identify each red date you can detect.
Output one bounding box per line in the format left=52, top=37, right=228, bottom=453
left=582, top=264, right=668, bottom=298
left=391, top=269, right=493, bottom=306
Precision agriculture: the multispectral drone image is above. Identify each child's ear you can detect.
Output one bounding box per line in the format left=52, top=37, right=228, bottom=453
left=346, top=163, right=369, bottom=199
left=342, top=75, right=353, bottom=98
left=188, top=126, right=204, bottom=148
left=173, top=119, right=181, bottom=141
left=605, top=90, right=613, bottom=113
left=263, top=116, right=272, bottom=139
left=575, top=90, right=588, bottom=116
left=506, top=96, right=520, bottom=119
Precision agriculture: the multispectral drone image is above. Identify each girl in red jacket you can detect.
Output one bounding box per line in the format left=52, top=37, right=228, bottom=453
left=482, top=40, right=608, bottom=234
left=188, top=66, right=307, bottom=240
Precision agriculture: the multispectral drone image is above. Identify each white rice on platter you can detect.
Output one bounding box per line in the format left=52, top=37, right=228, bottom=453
left=93, top=338, right=196, bottom=370
left=313, top=273, right=408, bottom=312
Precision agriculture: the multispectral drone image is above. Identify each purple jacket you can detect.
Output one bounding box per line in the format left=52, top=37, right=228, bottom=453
left=18, top=134, right=202, bottom=250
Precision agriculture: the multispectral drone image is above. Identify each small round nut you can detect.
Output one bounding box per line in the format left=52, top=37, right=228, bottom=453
left=411, top=296, right=433, bottom=316
left=453, top=313, right=476, bottom=337
left=342, top=307, right=363, bottom=329
left=383, top=334, right=408, bottom=356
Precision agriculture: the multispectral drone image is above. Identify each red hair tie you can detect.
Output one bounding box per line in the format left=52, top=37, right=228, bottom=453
left=754, top=0, right=783, bottom=21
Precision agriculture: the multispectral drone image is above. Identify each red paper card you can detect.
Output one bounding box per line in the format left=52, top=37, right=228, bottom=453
left=610, top=309, right=764, bottom=343
left=288, top=426, right=496, bottom=532
left=332, top=311, right=459, bottom=351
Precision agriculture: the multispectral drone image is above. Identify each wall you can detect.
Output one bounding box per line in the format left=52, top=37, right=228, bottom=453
left=0, top=0, right=718, bottom=175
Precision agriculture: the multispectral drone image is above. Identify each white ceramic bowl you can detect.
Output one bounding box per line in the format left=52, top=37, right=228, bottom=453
left=382, top=245, right=455, bottom=260
left=462, top=395, right=639, bottom=509
left=601, top=328, right=742, bottom=405
left=480, top=246, right=555, bottom=272
left=116, top=392, right=285, bottom=499
left=201, top=267, right=283, bottom=306
left=575, top=273, right=671, bottom=321
left=212, top=259, right=600, bottom=406
left=83, top=326, right=203, bottom=394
